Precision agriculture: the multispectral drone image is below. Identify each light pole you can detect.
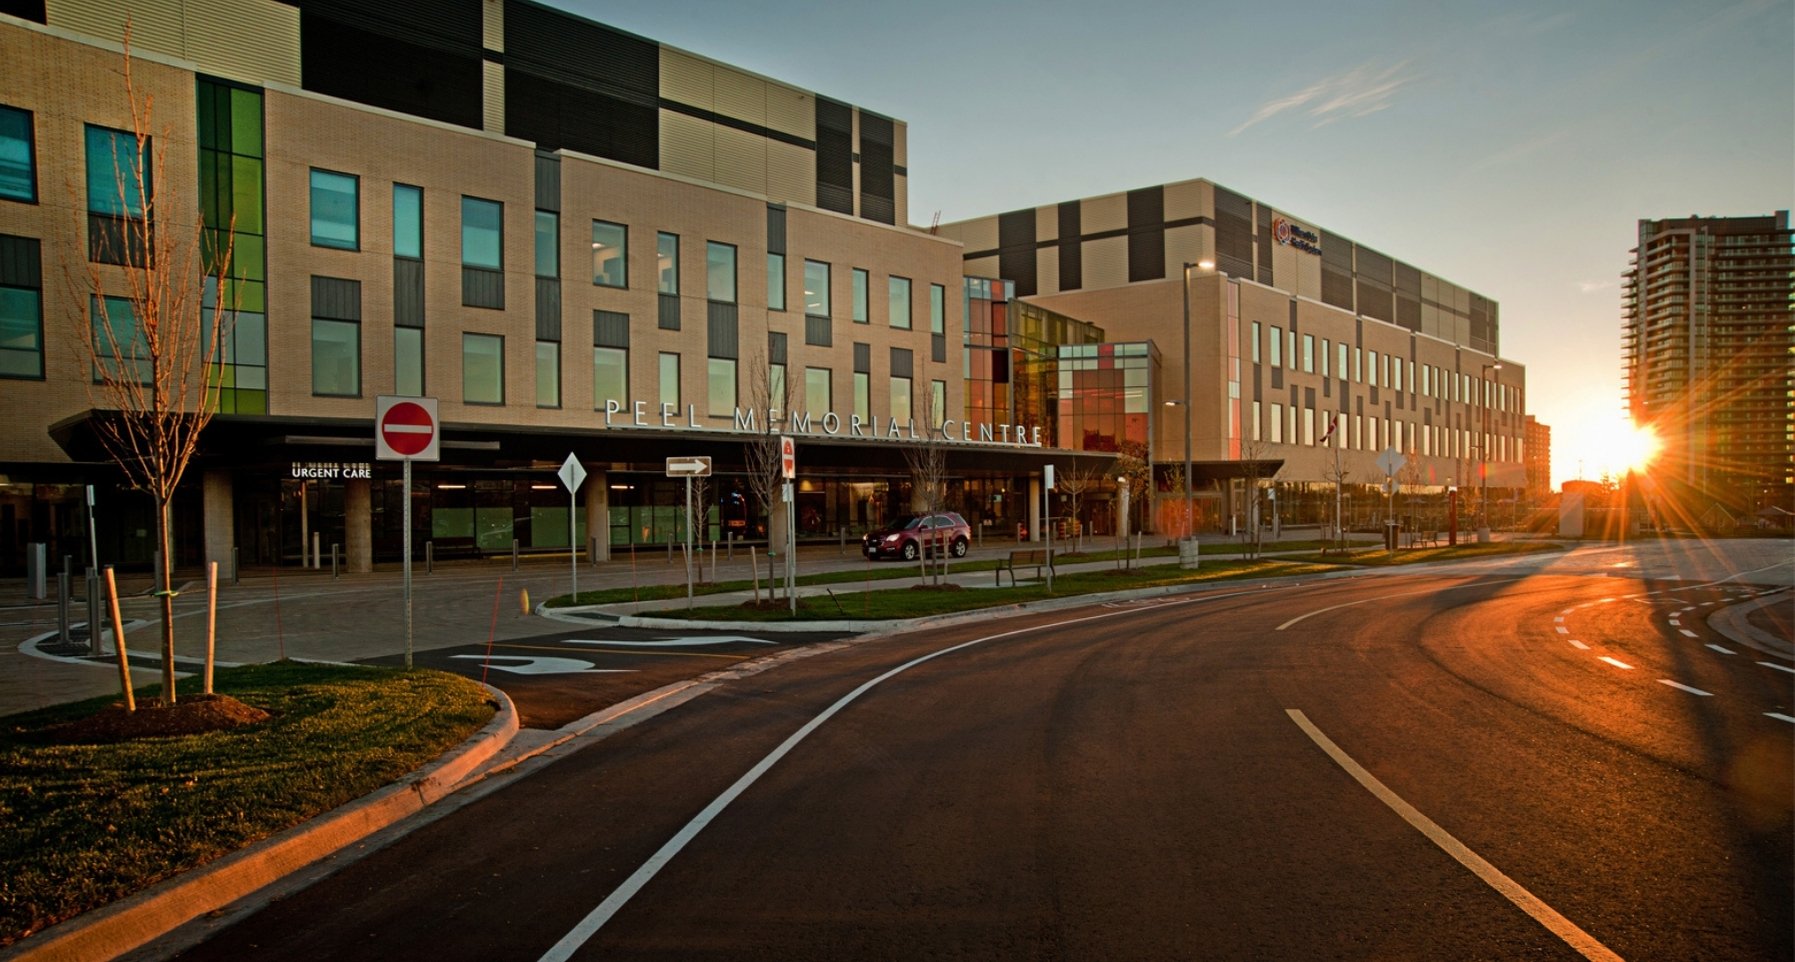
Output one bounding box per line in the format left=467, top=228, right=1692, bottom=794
left=1479, top=361, right=1502, bottom=543
left=1165, top=259, right=1212, bottom=562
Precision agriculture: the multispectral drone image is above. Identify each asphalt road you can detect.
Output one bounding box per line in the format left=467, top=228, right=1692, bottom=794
left=151, top=566, right=1793, bottom=961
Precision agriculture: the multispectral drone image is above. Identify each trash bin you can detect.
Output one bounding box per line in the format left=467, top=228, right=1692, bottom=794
left=1384, top=521, right=1403, bottom=551
left=1178, top=537, right=1200, bottom=570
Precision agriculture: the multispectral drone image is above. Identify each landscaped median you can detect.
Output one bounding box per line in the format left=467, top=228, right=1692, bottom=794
left=0, top=662, right=496, bottom=949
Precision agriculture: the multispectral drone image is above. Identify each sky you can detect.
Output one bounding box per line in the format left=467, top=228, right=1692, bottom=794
left=560, top=0, right=1794, bottom=488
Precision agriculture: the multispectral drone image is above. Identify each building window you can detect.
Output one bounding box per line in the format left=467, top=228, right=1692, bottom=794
left=592, top=220, right=626, bottom=287
left=462, top=197, right=502, bottom=269
left=0, top=244, right=42, bottom=378
left=1321, top=339, right=1330, bottom=377
left=85, top=125, right=148, bottom=265
left=930, top=379, right=946, bottom=427
left=594, top=346, right=628, bottom=410
left=707, top=357, right=736, bottom=414
left=805, top=260, right=830, bottom=316
left=930, top=284, right=946, bottom=335
left=0, top=106, right=36, bottom=203
left=535, top=211, right=559, bottom=278
left=536, top=340, right=560, bottom=407
left=90, top=295, right=149, bottom=383
left=805, top=366, right=831, bottom=415
left=395, top=327, right=423, bottom=396
left=1338, top=343, right=1348, bottom=382
left=1302, top=334, right=1314, bottom=373
left=657, top=232, right=679, bottom=294
left=707, top=241, right=736, bottom=303
left=890, top=376, right=912, bottom=422
left=309, top=168, right=358, bottom=250
left=1270, top=402, right=1283, bottom=443
left=767, top=252, right=786, bottom=310
left=1251, top=321, right=1261, bottom=364
left=769, top=362, right=786, bottom=408
left=852, top=268, right=868, bottom=323
left=1367, top=350, right=1379, bottom=387
left=1269, top=326, right=1282, bottom=368
left=462, top=332, right=504, bottom=404
left=659, top=351, right=680, bottom=409
left=1251, top=401, right=1262, bottom=441
left=1392, top=356, right=1403, bottom=392
left=311, top=316, right=360, bottom=396
left=853, top=371, right=870, bottom=422
left=888, top=276, right=911, bottom=329
left=394, top=184, right=423, bottom=259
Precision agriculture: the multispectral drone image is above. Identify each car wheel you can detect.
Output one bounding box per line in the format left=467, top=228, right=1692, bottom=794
left=950, top=537, right=968, bottom=558
left=901, top=540, right=919, bottom=561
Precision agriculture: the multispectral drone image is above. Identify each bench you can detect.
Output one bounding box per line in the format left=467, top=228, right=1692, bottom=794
left=996, top=548, right=1054, bottom=586
left=1405, top=529, right=1441, bottom=549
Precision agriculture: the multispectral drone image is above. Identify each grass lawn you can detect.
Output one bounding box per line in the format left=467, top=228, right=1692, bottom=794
left=0, top=662, right=494, bottom=947
left=665, top=558, right=1345, bottom=621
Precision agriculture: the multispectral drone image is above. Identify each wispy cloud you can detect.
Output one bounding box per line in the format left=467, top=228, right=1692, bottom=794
left=1578, top=280, right=1614, bottom=295
left=1228, top=61, right=1418, bottom=137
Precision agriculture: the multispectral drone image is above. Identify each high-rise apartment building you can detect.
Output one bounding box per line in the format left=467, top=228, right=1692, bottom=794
left=1622, top=212, right=1794, bottom=518
left=1523, top=416, right=1550, bottom=503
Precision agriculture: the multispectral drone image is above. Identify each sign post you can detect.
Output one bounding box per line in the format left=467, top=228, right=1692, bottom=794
left=665, top=457, right=713, bottom=607
left=1376, top=446, right=1404, bottom=551
left=559, top=454, right=587, bottom=604
left=376, top=396, right=440, bottom=668
left=780, top=437, right=796, bottom=614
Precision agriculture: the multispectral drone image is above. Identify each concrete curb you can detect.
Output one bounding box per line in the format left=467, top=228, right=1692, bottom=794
left=1707, top=589, right=1794, bottom=660
left=0, top=683, right=520, bottom=962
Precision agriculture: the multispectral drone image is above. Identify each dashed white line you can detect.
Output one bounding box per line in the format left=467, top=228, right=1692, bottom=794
left=1569, top=640, right=1590, bottom=650
left=1706, top=644, right=1736, bottom=655
left=1768, top=713, right=1795, bottom=725
left=1554, top=626, right=1569, bottom=635
left=1553, top=616, right=1565, bottom=624
left=1758, top=662, right=1795, bottom=676
left=1658, top=680, right=1713, bottom=696
left=1599, top=656, right=1634, bottom=670
left=1667, top=619, right=1681, bottom=627
left=1678, top=629, right=1699, bottom=638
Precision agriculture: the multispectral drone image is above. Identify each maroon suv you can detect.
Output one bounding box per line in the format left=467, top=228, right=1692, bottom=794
left=861, top=512, right=972, bottom=561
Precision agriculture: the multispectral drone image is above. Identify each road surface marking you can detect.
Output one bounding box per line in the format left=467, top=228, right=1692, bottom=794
left=1705, top=644, right=1735, bottom=655
left=1678, top=629, right=1699, bottom=638
left=1275, top=577, right=1527, bottom=630
left=539, top=588, right=1274, bottom=961
left=562, top=636, right=777, bottom=647
left=1599, top=657, right=1634, bottom=670
left=1768, top=714, right=1795, bottom=725
left=1657, top=680, right=1712, bottom=696
left=448, top=655, right=631, bottom=675
left=1758, top=662, right=1795, bottom=676
left=1555, top=627, right=1569, bottom=635
left=1666, top=618, right=1680, bottom=626
left=1286, top=710, right=1625, bottom=962
left=1553, top=616, right=1565, bottom=623
left=1569, top=640, right=1590, bottom=650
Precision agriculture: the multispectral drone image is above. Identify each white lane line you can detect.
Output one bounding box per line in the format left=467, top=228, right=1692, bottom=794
left=1768, top=713, right=1795, bottom=725
left=1274, top=577, right=1528, bottom=631
left=538, top=587, right=1273, bottom=961
left=1758, top=661, right=1795, bottom=676
left=1657, top=680, right=1713, bottom=697
left=1667, top=619, right=1681, bottom=627
left=1569, top=640, right=1590, bottom=650
left=1599, top=656, right=1634, bottom=670
left=1560, top=608, right=1576, bottom=615
left=1286, top=710, right=1624, bottom=962
left=1705, top=644, right=1735, bottom=655
left=1553, top=616, right=1565, bottom=624
left=1678, top=629, right=1699, bottom=639
left=1555, top=626, right=1569, bottom=635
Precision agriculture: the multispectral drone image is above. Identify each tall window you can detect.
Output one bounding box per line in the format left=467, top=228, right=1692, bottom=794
left=930, top=284, right=945, bottom=335
left=853, top=371, right=870, bottom=422
left=592, top=220, right=626, bottom=287
left=804, top=260, right=830, bottom=316
left=0, top=106, right=36, bottom=203
left=1251, top=321, right=1261, bottom=363
left=1337, top=343, right=1348, bottom=382
left=852, top=268, right=868, bottom=323
left=657, top=232, right=678, bottom=293
left=707, top=241, right=736, bottom=303
left=462, top=332, right=504, bottom=404
left=707, top=357, right=736, bottom=413
left=1251, top=401, right=1262, bottom=441
left=659, top=352, right=680, bottom=409
left=1367, top=350, right=1379, bottom=387
left=890, top=376, right=912, bottom=422
left=1269, top=402, right=1284, bottom=443
left=395, top=328, right=423, bottom=396
left=1302, top=334, right=1314, bottom=373
left=309, top=168, right=358, bottom=250
left=394, top=184, right=423, bottom=258
left=888, top=276, right=911, bottom=329
left=930, top=379, right=946, bottom=427
left=198, top=79, right=268, bottom=413
left=393, top=184, right=424, bottom=396
left=462, top=196, right=503, bottom=308
left=535, top=211, right=560, bottom=278
left=594, top=346, right=627, bottom=409
left=90, top=295, right=150, bottom=383
left=1269, top=326, right=1282, bottom=368
left=85, top=125, right=148, bottom=265
left=804, top=366, right=831, bottom=414
left=767, top=252, right=786, bottom=310
left=311, top=316, right=360, bottom=396
left=536, top=341, right=560, bottom=407
left=0, top=236, right=42, bottom=378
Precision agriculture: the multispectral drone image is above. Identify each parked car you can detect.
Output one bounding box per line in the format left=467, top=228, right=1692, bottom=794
left=861, top=512, right=972, bottom=561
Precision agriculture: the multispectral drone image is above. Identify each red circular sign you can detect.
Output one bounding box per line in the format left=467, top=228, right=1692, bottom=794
left=380, top=401, right=436, bottom=456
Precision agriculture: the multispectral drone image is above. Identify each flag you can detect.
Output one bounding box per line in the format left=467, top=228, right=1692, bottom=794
left=1319, top=413, right=1339, bottom=445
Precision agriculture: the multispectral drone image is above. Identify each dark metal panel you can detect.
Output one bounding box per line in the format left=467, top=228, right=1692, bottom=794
left=767, top=330, right=787, bottom=365
left=657, top=292, right=680, bottom=331
left=502, top=0, right=657, bottom=104
left=889, top=347, right=913, bottom=379
left=805, top=314, right=832, bottom=347
left=853, top=342, right=870, bottom=373
left=997, top=209, right=1036, bottom=297
left=310, top=275, right=360, bottom=321
left=1127, top=186, right=1165, bottom=283
left=593, top=309, right=629, bottom=347
left=534, top=152, right=561, bottom=212
left=1256, top=203, right=1274, bottom=285
left=1058, top=201, right=1082, bottom=291
left=505, top=69, right=658, bottom=170
left=766, top=204, right=786, bottom=255
left=814, top=97, right=854, bottom=216
left=462, top=266, right=504, bottom=309
left=931, top=333, right=945, bottom=364
left=858, top=111, right=894, bottom=225
left=708, top=301, right=738, bottom=358
left=0, top=234, right=41, bottom=288
left=393, top=257, right=424, bottom=328
left=535, top=277, right=561, bottom=341
left=300, top=13, right=481, bottom=130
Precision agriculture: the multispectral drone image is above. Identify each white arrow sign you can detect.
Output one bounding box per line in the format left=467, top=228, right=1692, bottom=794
left=666, top=456, right=712, bottom=477
left=450, top=655, right=633, bottom=675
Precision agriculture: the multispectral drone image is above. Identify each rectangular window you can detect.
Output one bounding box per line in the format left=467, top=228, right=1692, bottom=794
left=90, top=295, right=149, bottom=383
left=853, top=371, right=870, bottom=422
left=805, top=260, right=831, bottom=316
left=1251, top=400, right=1262, bottom=441
left=1393, top=357, right=1403, bottom=392
left=462, top=332, right=504, bottom=404
left=706, top=241, right=737, bottom=303
left=767, top=252, right=786, bottom=310
left=1367, top=350, right=1379, bottom=387
left=394, top=327, right=423, bottom=396
left=536, top=340, right=560, bottom=407
left=85, top=125, right=148, bottom=265
left=309, top=168, right=358, bottom=249
left=1270, top=402, right=1284, bottom=443
left=707, top=357, right=735, bottom=414
left=594, top=347, right=628, bottom=410
left=890, top=376, right=912, bottom=422
left=1321, top=339, right=1330, bottom=377
left=1269, top=326, right=1283, bottom=368
left=888, top=276, right=912, bottom=329
left=1353, top=347, right=1362, bottom=383
left=805, top=366, right=831, bottom=414
left=462, top=197, right=502, bottom=269
left=769, top=362, right=786, bottom=408
left=591, top=220, right=627, bottom=287
left=930, top=284, right=945, bottom=335
left=1337, top=343, right=1347, bottom=381
left=1303, top=407, right=1314, bottom=445
left=393, top=184, right=422, bottom=258
left=930, top=379, right=946, bottom=427
left=659, top=352, right=680, bottom=409
left=0, top=283, right=43, bottom=379
left=657, top=232, right=679, bottom=294
left=0, top=106, right=37, bottom=203
left=535, top=211, right=559, bottom=277
left=311, top=317, right=360, bottom=396
left=852, top=268, right=869, bottom=323
left=1302, top=334, right=1314, bottom=373
left=1251, top=321, right=1261, bottom=363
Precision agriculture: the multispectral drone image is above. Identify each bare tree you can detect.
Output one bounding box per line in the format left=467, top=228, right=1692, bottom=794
left=1057, top=455, right=1100, bottom=553
left=741, top=361, right=791, bottom=604
left=1322, top=446, right=1354, bottom=550
left=69, top=35, right=235, bottom=707
left=902, top=427, right=951, bottom=585
left=1236, top=437, right=1275, bottom=558
left=1400, top=450, right=1426, bottom=543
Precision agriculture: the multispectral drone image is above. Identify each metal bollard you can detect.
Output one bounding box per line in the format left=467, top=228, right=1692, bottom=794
left=727, top=532, right=734, bottom=561
left=86, top=567, right=102, bottom=657
left=331, top=543, right=340, bottom=579
left=232, top=546, right=241, bottom=585
left=57, top=570, right=71, bottom=645
left=512, top=538, right=520, bottom=571
left=426, top=540, right=434, bottom=574
left=667, top=532, right=674, bottom=562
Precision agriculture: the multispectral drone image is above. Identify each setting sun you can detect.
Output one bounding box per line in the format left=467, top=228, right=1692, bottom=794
left=1601, top=421, right=1662, bottom=476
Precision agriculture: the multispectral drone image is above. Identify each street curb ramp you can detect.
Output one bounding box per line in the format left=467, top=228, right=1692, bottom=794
left=0, top=684, right=520, bottom=962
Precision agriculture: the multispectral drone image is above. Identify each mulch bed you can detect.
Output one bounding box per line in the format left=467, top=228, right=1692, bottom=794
left=38, top=694, right=271, bottom=745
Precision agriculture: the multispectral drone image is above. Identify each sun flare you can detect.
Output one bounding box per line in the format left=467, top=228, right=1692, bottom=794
left=1610, top=422, right=1662, bottom=475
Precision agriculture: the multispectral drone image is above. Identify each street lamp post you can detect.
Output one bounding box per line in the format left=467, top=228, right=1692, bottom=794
left=1164, top=260, right=1213, bottom=564
left=1479, top=361, right=1502, bottom=543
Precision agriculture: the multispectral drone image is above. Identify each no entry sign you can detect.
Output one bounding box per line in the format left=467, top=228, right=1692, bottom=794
left=375, top=396, right=440, bottom=461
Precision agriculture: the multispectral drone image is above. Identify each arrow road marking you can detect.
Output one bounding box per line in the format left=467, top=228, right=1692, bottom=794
left=562, top=636, right=776, bottom=648
left=449, top=655, right=632, bottom=675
